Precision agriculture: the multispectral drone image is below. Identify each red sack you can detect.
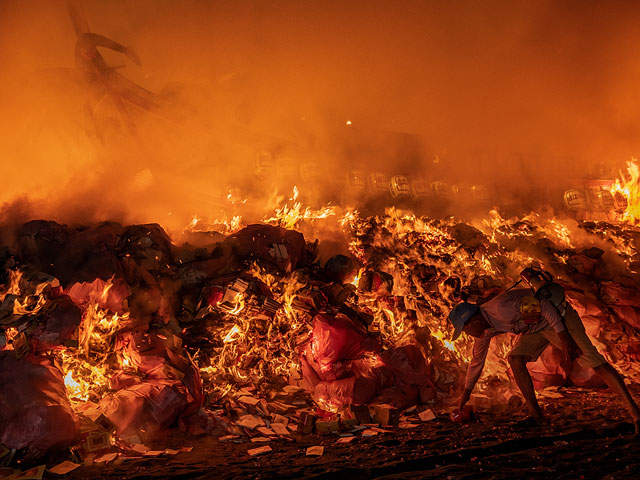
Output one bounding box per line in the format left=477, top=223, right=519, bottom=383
left=98, top=383, right=188, bottom=437
left=114, top=330, right=204, bottom=409
left=569, top=364, right=606, bottom=388
left=527, top=346, right=567, bottom=391
left=0, top=352, right=79, bottom=453
left=101, top=330, right=204, bottom=436
left=309, top=313, right=380, bottom=379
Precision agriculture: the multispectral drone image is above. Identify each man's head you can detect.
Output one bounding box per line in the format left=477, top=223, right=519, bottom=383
left=448, top=302, right=487, bottom=340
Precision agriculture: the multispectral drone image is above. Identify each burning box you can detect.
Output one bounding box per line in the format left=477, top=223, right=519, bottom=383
left=299, top=413, right=317, bottom=434
left=94, top=414, right=117, bottom=433
left=291, top=288, right=326, bottom=314
left=259, top=297, right=281, bottom=316
left=84, top=432, right=112, bottom=452
left=348, top=405, right=371, bottom=424
left=368, top=172, right=389, bottom=194
left=218, top=279, right=250, bottom=313
left=338, top=409, right=358, bottom=430
left=346, top=170, right=366, bottom=191
left=316, top=419, right=341, bottom=434
left=410, top=178, right=429, bottom=201
left=471, top=184, right=490, bottom=202
left=389, top=175, right=411, bottom=198
left=253, top=151, right=275, bottom=176
left=373, top=405, right=399, bottom=427
left=431, top=180, right=452, bottom=199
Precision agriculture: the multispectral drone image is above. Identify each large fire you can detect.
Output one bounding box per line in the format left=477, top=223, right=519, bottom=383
left=5, top=184, right=640, bottom=416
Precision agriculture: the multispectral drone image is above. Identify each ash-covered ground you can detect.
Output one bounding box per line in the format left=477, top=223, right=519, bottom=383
left=66, top=385, right=640, bottom=480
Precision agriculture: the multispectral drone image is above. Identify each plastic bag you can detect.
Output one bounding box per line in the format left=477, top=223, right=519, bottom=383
left=0, top=352, right=78, bottom=453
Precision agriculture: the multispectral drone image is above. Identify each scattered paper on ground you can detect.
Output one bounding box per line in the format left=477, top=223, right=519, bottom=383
left=143, top=450, right=165, bottom=457
left=371, top=427, right=392, bottom=433
left=419, top=409, right=436, bottom=421
left=48, top=461, right=80, bottom=475
left=94, top=453, right=118, bottom=463
left=248, top=445, right=272, bottom=456
left=399, top=422, right=419, bottom=429
left=539, top=391, right=564, bottom=399
left=13, top=465, right=46, bottom=479
left=336, top=437, right=356, bottom=444
left=236, top=414, right=265, bottom=429
left=130, top=443, right=150, bottom=454
left=306, top=446, right=324, bottom=456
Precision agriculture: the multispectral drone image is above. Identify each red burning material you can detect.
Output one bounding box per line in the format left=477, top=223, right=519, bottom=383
left=99, top=329, right=204, bottom=436
left=65, top=277, right=129, bottom=314
left=308, top=312, right=381, bottom=378
left=301, top=312, right=435, bottom=412
left=0, top=353, right=79, bottom=452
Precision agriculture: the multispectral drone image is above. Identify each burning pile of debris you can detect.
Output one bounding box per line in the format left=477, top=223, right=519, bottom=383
left=2, top=181, right=640, bottom=474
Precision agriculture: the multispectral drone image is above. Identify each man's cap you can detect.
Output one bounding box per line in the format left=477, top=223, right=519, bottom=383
left=448, top=302, right=479, bottom=341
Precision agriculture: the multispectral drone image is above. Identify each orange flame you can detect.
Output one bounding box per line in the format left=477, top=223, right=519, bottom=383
left=612, top=159, right=640, bottom=224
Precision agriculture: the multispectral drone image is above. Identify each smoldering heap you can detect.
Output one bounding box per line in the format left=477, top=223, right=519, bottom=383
left=2, top=206, right=640, bottom=472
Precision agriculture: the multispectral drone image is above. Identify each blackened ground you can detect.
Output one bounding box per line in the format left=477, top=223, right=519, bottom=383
left=66, top=386, right=640, bottom=480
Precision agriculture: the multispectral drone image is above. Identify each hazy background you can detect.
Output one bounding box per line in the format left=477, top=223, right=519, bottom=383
left=1, top=0, right=640, bottom=230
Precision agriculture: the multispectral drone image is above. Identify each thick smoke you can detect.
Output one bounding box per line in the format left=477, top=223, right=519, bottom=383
left=1, top=0, right=640, bottom=230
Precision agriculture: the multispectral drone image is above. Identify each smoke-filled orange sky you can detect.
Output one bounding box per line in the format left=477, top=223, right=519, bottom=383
left=1, top=0, right=640, bottom=228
